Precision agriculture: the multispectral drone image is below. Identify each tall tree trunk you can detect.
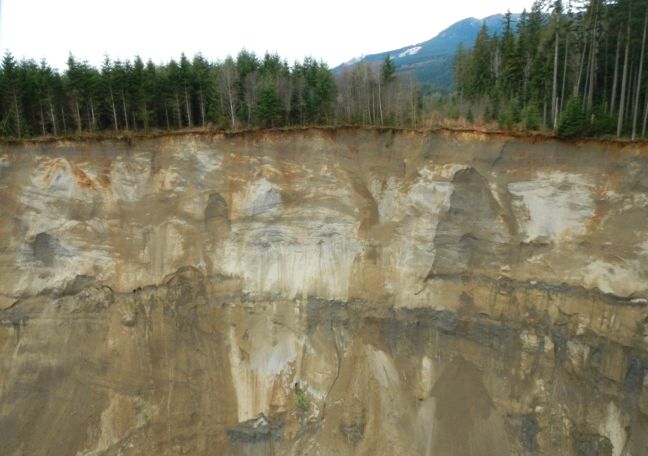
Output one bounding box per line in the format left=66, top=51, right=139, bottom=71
left=165, top=104, right=171, bottom=129
left=346, top=91, right=351, bottom=123
left=575, top=36, right=588, bottom=97
left=365, top=66, right=372, bottom=125
left=523, top=56, right=530, bottom=102
left=372, top=86, right=376, bottom=125
left=410, top=73, right=417, bottom=128
left=109, top=86, right=119, bottom=131
left=174, top=92, right=182, bottom=128
left=226, top=74, right=236, bottom=129
left=552, top=30, right=560, bottom=129
left=378, top=79, right=384, bottom=126
left=217, top=90, right=225, bottom=118
left=610, top=30, right=622, bottom=115
left=121, top=91, right=130, bottom=130
left=12, top=90, right=21, bottom=137
left=73, top=95, right=82, bottom=133
left=89, top=98, right=96, bottom=130
left=199, top=88, right=206, bottom=127
left=184, top=86, right=192, bottom=127
left=560, top=33, right=569, bottom=115
left=603, top=28, right=609, bottom=105
left=143, top=102, right=149, bottom=131
left=583, top=50, right=591, bottom=109
left=85, top=105, right=91, bottom=131
left=586, top=2, right=599, bottom=112
left=629, top=64, right=637, bottom=124
left=642, top=89, right=648, bottom=136
left=632, top=7, right=648, bottom=139
left=39, top=103, right=46, bottom=136
left=623, top=62, right=637, bottom=124
left=48, top=97, right=58, bottom=136
left=61, top=106, right=68, bottom=133
left=543, top=100, right=547, bottom=127
left=618, top=9, right=632, bottom=137
left=497, top=48, right=501, bottom=80
left=367, top=82, right=372, bottom=125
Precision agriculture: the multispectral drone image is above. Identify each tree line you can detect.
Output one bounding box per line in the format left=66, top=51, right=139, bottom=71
left=454, top=0, right=648, bottom=138
left=0, top=49, right=423, bottom=138
left=13, top=0, right=648, bottom=140
left=336, top=57, right=423, bottom=127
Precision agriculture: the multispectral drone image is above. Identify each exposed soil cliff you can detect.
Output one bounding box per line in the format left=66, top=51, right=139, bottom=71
left=1, top=128, right=647, bottom=455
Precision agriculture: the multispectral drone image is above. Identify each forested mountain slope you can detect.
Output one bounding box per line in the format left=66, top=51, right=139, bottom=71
left=334, top=14, right=519, bottom=90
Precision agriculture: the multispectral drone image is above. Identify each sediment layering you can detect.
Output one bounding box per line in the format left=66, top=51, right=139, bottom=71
left=0, top=128, right=647, bottom=455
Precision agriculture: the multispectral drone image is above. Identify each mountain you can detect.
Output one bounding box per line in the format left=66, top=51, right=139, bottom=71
left=334, top=14, right=520, bottom=91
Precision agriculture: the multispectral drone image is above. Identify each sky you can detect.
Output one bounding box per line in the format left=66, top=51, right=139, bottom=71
left=0, top=0, right=534, bottom=70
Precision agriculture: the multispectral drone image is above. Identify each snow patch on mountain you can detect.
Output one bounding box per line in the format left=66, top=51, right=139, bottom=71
left=398, top=46, right=422, bottom=58
left=343, top=55, right=364, bottom=66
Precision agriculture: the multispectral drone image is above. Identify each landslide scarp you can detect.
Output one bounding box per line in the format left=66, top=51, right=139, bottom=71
left=0, top=128, right=647, bottom=455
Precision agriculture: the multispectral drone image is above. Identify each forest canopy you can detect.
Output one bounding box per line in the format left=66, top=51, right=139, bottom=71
left=454, top=0, right=648, bottom=138
left=3, top=0, right=648, bottom=139
left=0, top=50, right=419, bottom=138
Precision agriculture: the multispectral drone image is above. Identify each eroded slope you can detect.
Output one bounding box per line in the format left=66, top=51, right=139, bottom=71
left=0, top=129, right=647, bottom=455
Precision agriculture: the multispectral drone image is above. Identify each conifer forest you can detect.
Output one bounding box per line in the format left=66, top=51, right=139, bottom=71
left=2, top=0, right=648, bottom=139
left=455, top=0, right=648, bottom=138
left=0, top=47, right=420, bottom=139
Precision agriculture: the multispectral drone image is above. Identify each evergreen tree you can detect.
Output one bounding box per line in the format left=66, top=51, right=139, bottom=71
left=257, top=79, right=282, bottom=127
left=381, top=55, right=396, bottom=85
left=500, top=11, right=519, bottom=97
left=557, top=97, right=587, bottom=137
left=2, top=52, right=24, bottom=137
left=191, top=54, right=213, bottom=127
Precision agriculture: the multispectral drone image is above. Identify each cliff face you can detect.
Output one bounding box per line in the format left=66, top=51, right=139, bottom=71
left=0, top=129, right=647, bottom=456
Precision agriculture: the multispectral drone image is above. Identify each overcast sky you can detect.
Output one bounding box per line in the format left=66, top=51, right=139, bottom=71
left=0, top=0, right=534, bottom=69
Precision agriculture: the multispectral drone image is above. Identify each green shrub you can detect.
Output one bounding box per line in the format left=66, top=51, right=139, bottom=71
left=296, top=391, right=308, bottom=411
left=498, top=98, right=521, bottom=130
left=557, top=98, right=587, bottom=137
left=522, top=104, right=541, bottom=131
left=587, top=105, right=616, bottom=136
